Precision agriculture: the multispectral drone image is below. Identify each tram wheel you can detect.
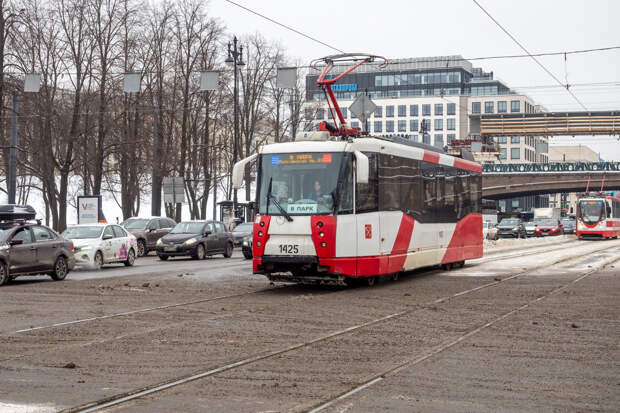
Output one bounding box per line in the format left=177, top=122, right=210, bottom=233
left=366, top=276, right=376, bottom=287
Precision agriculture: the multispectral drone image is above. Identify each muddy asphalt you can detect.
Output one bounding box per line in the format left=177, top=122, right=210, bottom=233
left=0, top=237, right=618, bottom=413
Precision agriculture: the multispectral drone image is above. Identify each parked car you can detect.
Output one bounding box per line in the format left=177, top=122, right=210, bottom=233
left=496, top=218, right=527, bottom=238
left=483, top=221, right=498, bottom=240
left=121, top=216, right=176, bottom=257
left=242, top=233, right=253, bottom=259
left=62, top=224, right=137, bottom=269
left=231, top=222, right=253, bottom=247
left=156, top=220, right=233, bottom=260
left=561, top=218, right=576, bottom=234
left=534, top=219, right=564, bottom=236
left=0, top=205, right=75, bottom=285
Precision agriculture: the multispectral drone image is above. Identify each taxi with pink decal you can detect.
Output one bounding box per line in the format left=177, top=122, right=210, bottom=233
left=61, top=223, right=137, bottom=269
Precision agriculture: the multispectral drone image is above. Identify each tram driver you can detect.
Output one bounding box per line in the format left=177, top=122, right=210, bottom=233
left=309, top=180, right=324, bottom=201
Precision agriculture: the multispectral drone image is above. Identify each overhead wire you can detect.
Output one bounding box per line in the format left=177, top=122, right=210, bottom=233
left=471, top=0, right=589, bottom=111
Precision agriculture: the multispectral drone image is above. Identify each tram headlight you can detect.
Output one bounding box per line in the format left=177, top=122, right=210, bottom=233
left=319, top=232, right=325, bottom=238
left=320, top=242, right=327, bottom=248
left=258, top=231, right=263, bottom=237
left=256, top=241, right=261, bottom=247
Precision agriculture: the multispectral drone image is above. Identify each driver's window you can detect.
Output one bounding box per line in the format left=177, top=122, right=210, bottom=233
left=205, top=223, right=214, bottom=234
left=103, top=226, right=114, bottom=238
left=149, top=220, right=160, bottom=230
left=12, top=227, right=33, bottom=244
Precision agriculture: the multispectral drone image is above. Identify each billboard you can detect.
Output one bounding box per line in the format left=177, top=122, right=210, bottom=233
left=77, top=195, right=104, bottom=224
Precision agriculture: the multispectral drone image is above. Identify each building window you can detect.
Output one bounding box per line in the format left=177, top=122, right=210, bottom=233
left=316, top=108, right=324, bottom=120
left=447, top=118, right=456, bottom=130
left=410, top=119, right=419, bottom=132
left=422, top=104, right=431, bottom=116
left=511, top=148, right=520, bottom=160
left=422, top=134, right=430, bottom=144
left=386, top=120, right=394, bottom=132
left=341, top=107, right=348, bottom=118
left=511, top=100, right=520, bottom=112
left=386, top=105, right=394, bottom=117
left=512, top=200, right=520, bottom=208
left=374, top=121, right=382, bottom=133
left=434, top=134, right=444, bottom=148
left=447, top=134, right=456, bottom=144
left=472, top=102, right=481, bottom=114
left=421, top=118, right=431, bottom=132
left=398, top=105, right=406, bottom=117
left=484, top=101, right=494, bottom=114
left=447, top=103, right=456, bottom=115
left=498, top=136, right=507, bottom=144
left=411, top=134, right=419, bottom=142
left=374, top=106, right=383, bottom=118
left=511, top=136, right=520, bottom=144
left=398, top=119, right=406, bottom=132
left=351, top=121, right=359, bottom=128
left=304, top=108, right=314, bottom=120
left=434, top=119, right=443, bottom=131
left=410, top=104, right=418, bottom=116
left=434, top=104, right=443, bottom=116
left=498, top=101, right=507, bottom=113
left=499, top=148, right=507, bottom=160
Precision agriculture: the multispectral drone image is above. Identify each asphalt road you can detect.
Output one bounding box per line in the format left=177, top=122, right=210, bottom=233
left=0, top=239, right=618, bottom=413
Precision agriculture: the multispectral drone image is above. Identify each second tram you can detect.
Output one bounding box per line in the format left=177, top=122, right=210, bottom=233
left=576, top=195, right=620, bottom=239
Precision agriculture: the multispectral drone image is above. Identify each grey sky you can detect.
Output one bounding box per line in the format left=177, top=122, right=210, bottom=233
left=211, top=0, right=620, bottom=160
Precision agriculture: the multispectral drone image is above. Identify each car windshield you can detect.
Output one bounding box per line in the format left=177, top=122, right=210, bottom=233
left=121, top=218, right=149, bottom=229
left=500, top=219, right=519, bottom=225
left=233, top=223, right=253, bottom=233
left=170, top=222, right=204, bottom=234
left=62, top=226, right=103, bottom=239
left=579, top=200, right=604, bottom=225
left=561, top=219, right=574, bottom=226
left=257, top=152, right=353, bottom=216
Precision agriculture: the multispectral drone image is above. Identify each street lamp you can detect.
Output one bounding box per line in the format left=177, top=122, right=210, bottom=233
left=225, top=36, right=244, bottom=221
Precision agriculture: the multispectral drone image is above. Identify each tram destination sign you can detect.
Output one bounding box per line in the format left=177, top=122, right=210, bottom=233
left=271, top=153, right=333, bottom=165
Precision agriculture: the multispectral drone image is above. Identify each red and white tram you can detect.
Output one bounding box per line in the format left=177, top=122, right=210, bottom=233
left=232, top=54, right=483, bottom=285
left=576, top=196, right=620, bottom=239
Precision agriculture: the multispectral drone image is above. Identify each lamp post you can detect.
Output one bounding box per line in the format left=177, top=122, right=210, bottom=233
left=225, top=36, right=244, bottom=220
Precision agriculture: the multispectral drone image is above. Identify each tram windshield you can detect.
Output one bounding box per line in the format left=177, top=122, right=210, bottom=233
left=257, top=152, right=353, bottom=216
left=579, top=200, right=604, bottom=225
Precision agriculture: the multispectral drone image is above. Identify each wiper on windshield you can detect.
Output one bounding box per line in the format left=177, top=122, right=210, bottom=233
left=265, top=176, right=293, bottom=222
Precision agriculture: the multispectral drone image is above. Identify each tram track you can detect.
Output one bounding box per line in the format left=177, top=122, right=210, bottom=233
left=306, top=253, right=620, bottom=413
left=57, top=241, right=620, bottom=413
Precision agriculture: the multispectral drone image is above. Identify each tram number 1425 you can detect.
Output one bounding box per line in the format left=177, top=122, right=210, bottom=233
left=279, top=244, right=299, bottom=254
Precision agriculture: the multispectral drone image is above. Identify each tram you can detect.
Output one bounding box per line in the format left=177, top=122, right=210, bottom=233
left=576, top=195, right=620, bottom=239
left=232, top=54, right=483, bottom=285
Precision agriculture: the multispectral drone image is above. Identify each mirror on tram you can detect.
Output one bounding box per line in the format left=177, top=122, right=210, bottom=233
left=354, top=151, right=369, bottom=184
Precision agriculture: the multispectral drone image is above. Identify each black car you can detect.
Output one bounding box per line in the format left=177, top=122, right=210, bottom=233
left=156, top=220, right=234, bottom=260
left=242, top=233, right=252, bottom=259
left=121, top=216, right=176, bottom=256
left=0, top=205, right=75, bottom=285
left=231, top=222, right=253, bottom=247
left=496, top=218, right=527, bottom=238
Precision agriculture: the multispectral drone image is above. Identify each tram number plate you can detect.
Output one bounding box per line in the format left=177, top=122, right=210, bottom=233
left=279, top=244, right=299, bottom=254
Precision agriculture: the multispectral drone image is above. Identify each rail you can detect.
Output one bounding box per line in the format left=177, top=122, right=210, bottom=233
left=482, top=162, right=620, bottom=173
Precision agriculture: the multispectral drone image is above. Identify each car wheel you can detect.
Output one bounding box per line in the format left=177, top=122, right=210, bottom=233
left=94, top=251, right=104, bottom=270
left=124, top=248, right=135, bottom=266
left=193, top=244, right=205, bottom=260
left=158, top=254, right=169, bottom=261
left=0, top=261, right=9, bottom=286
left=223, top=242, right=233, bottom=258
left=242, top=249, right=252, bottom=259
left=50, top=256, right=68, bottom=281
left=136, top=240, right=146, bottom=257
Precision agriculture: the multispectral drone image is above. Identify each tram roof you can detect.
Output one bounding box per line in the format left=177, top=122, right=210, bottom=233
left=259, top=136, right=482, bottom=173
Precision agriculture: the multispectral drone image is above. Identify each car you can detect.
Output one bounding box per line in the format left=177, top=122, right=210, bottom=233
left=0, top=205, right=75, bottom=285
left=62, top=223, right=137, bottom=269
left=231, top=222, right=253, bottom=247
left=120, top=216, right=176, bottom=257
left=534, top=219, right=564, bottom=236
left=524, top=218, right=547, bottom=237
left=496, top=218, right=527, bottom=238
left=242, top=233, right=253, bottom=259
left=155, top=220, right=234, bottom=260
left=561, top=218, right=576, bottom=234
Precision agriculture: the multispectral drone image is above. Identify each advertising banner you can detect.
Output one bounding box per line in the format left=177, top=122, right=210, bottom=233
left=77, top=195, right=103, bottom=224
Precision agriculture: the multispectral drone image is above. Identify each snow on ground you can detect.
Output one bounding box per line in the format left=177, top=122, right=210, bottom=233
left=484, top=234, right=575, bottom=253
left=0, top=402, right=56, bottom=413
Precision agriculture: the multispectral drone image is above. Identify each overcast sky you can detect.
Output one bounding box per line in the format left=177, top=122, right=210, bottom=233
left=210, top=0, right=620, bottom=160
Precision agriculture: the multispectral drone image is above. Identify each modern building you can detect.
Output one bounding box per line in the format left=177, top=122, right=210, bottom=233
left=302, top=55, right=550, bottom=213
left=548, top=145, right=599, bottom=213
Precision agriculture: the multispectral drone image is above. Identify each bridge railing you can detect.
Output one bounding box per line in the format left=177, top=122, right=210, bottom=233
left=482, top=162, right=620, bottom=173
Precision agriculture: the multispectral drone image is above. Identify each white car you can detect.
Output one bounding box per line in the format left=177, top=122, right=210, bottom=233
left=62, top=223, right=137, bottom=269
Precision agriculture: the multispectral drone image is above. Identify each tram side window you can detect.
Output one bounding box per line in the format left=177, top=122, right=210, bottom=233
left=422, top=165, right=437, bottom=222
left=378, top=154, right=423, bottom=218
left=378, top=154, right=402, bottom=211
left=356, top=153, right=378, bottom=212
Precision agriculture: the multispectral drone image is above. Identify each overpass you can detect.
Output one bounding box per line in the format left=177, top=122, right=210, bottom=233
left=472, top=111, right=620, bottom=137
left=482, top=162, right=620, bottom=199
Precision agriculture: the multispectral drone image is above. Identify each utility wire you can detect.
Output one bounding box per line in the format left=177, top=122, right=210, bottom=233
left=222, top=0, right=345, bottom=54
left=472, top=0, right=588, bottom=111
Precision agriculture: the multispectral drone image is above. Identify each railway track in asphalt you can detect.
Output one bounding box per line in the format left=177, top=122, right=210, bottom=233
left=3, top=237, right=589, bottom=336
left=58, top=241, right=620, bottom=413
